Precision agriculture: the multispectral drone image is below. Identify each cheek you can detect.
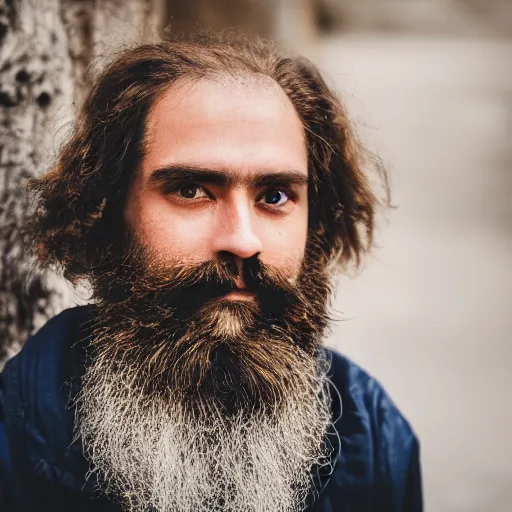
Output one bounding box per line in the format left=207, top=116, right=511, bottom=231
left=128, top=195, right=210, bottom=261
left=261, top=222, right=308, bottom=277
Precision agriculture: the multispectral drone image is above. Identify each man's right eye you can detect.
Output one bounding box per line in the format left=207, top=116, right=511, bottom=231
left=166, top=183, right=209, bottom=200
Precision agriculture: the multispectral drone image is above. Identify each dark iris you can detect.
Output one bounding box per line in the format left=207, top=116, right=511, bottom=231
left=179, top=184, right=199, bottom=198
left=266, top=190, right=285, bottom=205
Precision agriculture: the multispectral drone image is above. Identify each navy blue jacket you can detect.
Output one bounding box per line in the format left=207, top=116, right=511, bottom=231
left=0, top=306, right=422, bottom=511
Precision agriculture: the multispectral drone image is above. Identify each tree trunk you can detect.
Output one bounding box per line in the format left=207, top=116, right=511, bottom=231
left=0, top=0, right=162, bottom=368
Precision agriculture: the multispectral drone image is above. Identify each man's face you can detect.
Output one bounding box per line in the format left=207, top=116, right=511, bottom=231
left=124, top=76, right=309, bottom=292
left=77, top=76, right=333, bottom=512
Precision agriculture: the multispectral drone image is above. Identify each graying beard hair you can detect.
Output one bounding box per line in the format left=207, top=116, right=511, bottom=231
left=75, top=346, right=333, bottom=512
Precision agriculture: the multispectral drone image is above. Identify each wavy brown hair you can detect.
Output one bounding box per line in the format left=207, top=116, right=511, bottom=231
left=26, top=28, right=389, bottom=285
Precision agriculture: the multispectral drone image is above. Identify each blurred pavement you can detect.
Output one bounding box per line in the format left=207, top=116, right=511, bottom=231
left=316, top=34, right=512, bottom=512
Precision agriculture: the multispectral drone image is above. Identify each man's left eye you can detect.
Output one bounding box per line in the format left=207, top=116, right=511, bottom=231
left=260, top=189, right=290, bottom=207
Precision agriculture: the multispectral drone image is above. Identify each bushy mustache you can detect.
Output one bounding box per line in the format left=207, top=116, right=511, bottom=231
left=91, top=227, right=332, bottom=329
left=96, top=246, right=302, bottom=321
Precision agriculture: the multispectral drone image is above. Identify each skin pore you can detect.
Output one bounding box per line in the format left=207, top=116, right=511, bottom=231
left=124, top=75, right=309, bottom=290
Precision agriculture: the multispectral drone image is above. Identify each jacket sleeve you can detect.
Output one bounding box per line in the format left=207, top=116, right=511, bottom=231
left=384, top=410, right=424, bottom=512
left=0, top=373, right=15, bottom=511
left=378, top=385, right=423, bottom=512
left=403, top=436, right=423, bottom=511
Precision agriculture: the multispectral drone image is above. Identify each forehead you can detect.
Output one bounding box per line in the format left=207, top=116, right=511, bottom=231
left=141, top=76, right=308, bottom=177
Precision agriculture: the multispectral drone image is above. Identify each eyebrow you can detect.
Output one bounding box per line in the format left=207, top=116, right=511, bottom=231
left=146, top=164, right=309, bottom=190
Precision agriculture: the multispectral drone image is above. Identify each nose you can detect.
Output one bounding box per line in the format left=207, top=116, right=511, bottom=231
left=211, top=197, right=263, bottom=288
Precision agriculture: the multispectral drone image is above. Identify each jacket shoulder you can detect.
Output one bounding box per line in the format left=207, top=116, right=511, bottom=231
left=6, top=305, right=95, bottom=365
left=0, top=306, right=96, bottom=502
left=321, top=348, right=422, bottom=511
left=327, top=348, right=418, bottom=440
left=1, top=305, right=95, bottom=447
left=0, top=379, right=14, bottom=510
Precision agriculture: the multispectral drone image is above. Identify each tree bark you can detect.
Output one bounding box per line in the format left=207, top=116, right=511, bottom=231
left=0, top=0, right=162, bottom=368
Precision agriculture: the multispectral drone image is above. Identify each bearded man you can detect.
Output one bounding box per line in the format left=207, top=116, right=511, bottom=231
left=0, top=29, right=422, bottom=512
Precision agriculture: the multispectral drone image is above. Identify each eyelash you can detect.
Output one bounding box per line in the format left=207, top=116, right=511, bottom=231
left=165, top=182, right=297, bottom=209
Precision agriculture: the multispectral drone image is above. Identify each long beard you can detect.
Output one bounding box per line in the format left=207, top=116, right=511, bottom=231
left=74, top=232, right=336, bottom=511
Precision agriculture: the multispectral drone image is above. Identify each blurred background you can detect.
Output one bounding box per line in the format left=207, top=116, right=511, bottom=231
left=0, top=0, right=511, bottom=510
